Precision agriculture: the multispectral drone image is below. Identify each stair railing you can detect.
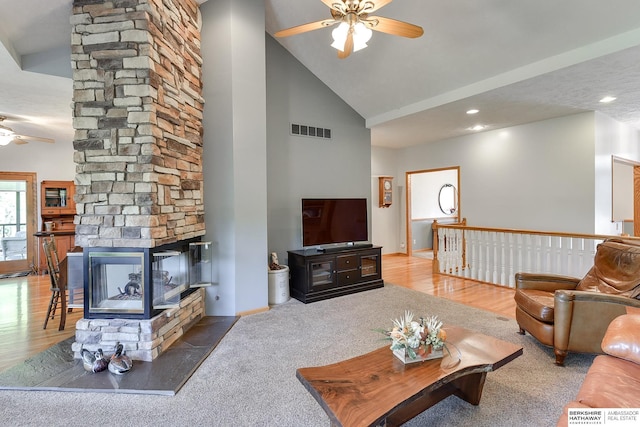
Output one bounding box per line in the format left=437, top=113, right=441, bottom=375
left=432, top=220, right=639, bottom=288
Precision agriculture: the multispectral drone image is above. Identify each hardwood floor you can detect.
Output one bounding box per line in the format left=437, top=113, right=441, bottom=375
left=0, top=253, right=516, bottom=373
left=0, top=273, right=83, bottom=373
left=382, top=253, right=516, bottom=319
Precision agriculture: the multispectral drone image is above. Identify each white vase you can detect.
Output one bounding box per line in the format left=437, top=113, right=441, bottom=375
left=393, top=346, right=444, bottom=364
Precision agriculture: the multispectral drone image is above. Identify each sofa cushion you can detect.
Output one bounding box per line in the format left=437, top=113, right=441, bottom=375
left=572, top=355, right=640, bottom=409
left=601, top=314, right=640, bottom=364
left=577, top=241, right=640, bottom=297
left=514, top=289, right=554, bottom=323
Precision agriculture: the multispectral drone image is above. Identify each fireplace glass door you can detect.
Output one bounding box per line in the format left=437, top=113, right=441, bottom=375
left=88, top=251, right=145, bottom=315
left=153, top=250, right=188, bottom=309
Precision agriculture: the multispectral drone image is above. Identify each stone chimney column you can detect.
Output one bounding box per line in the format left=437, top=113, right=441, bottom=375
left=71, top=0, right=205, bottom=248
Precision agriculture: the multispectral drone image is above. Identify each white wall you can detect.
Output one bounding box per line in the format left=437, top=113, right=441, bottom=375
left=594, top=112, right=640, bottom=234
left=265, top=36, right=372, bottom=263
left=372, top=111, right=640, bottom=250
left=373, top=113, right=598, bottom=253
left=399, top=113, right=597, bottom=233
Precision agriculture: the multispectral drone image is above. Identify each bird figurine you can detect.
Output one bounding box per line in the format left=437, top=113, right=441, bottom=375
left=81, top=348, right=109, bottom=373
left=108, top=342, right=133, bottom=375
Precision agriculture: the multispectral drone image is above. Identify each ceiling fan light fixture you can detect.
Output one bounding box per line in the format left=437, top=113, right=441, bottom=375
left=0, top=126, right=14, bottom=145
left=331, top=20, right=372, bottom=52
left=331, top=22, right=350, bottom=51
left=0, top=126, right=14, bottom=136
left=352, top=22, right=372, bottom=52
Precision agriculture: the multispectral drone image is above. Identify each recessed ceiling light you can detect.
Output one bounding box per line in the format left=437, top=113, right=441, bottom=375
left=466, top=109, right=479, bottom=115
left=468, top=125, right=485, bottom=131
left=600, top=96, right=617, bottom=103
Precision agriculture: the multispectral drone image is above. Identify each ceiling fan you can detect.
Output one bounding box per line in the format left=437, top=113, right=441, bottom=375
left=0, top=116, right=55, bottom=147
left=274, top=0, right=424, bottom=59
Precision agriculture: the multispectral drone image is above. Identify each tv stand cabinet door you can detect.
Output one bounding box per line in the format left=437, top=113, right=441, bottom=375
left=306, top=257, right=337, bottom=292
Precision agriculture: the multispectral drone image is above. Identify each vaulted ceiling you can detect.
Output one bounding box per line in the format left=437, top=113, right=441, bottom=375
left=2, top=0, right=640, bottom=150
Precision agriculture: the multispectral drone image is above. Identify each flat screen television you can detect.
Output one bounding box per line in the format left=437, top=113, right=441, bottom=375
left=301, top=198, right=368, bottom=247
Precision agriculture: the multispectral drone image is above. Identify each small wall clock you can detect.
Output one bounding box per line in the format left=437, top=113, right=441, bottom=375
left=379, top=176, right=393, bottom=208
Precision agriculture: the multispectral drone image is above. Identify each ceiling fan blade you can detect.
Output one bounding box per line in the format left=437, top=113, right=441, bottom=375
left=274, top=18, right=338, bottom=38
left=365, top=16, right=424, bottom=38
left=337, top=32, right=354, bottom=59
left=13, top=134, right=55, bottom=144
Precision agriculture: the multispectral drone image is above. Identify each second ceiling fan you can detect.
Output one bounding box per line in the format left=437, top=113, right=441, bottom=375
left=0, top=116, right=55, bottom=147
left=274, top=0, right=424, bottom=59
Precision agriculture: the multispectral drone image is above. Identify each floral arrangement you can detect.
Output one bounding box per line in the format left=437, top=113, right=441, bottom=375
left=383, top=310, right=447, bottom=360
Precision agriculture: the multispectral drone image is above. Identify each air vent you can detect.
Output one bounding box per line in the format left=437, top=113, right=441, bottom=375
left=291, top=123, right=332, bottom=140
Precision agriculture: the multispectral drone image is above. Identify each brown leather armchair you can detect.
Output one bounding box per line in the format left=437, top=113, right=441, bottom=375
left=515, top=238, right=640, bottom=365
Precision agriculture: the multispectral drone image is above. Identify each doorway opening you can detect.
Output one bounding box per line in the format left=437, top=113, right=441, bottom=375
left=612, top=156, right=640, bottom=237
left=0, top=172, right=37, bottom=275
left=406, top=167, right=460, bottom=258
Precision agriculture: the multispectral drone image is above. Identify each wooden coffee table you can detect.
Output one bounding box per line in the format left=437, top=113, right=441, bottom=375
left=296, top=326, right=523, bottom=427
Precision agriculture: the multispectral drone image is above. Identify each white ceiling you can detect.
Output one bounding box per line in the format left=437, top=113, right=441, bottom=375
left=2, top=0, right=640, bottom=150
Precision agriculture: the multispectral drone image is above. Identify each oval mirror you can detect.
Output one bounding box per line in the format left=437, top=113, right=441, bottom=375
left=438, top=184, right=457, bottom=215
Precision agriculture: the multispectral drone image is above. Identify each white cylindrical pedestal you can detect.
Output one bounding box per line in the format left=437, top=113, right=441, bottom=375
left=268, top=265, right=290, bottom=305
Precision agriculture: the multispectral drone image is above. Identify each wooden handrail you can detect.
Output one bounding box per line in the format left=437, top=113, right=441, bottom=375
left=433, top=222, right=639, bottom=242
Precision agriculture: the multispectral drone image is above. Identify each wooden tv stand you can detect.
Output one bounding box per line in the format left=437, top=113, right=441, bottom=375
left=287, top=246, right=383, bottom=303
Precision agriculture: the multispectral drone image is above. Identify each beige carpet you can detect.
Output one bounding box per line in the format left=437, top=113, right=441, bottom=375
left=0, top=284, right=593, bottom=426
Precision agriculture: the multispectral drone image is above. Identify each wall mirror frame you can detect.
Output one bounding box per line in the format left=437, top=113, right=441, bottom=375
left=438, top=183, right=458, bottom=215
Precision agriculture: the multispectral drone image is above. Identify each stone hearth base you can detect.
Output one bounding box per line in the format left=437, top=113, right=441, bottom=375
left=72, top=288, right=205, bottom=362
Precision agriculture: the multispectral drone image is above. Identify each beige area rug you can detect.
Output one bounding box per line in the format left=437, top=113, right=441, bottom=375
left=0, top=284, right=593, bottom=427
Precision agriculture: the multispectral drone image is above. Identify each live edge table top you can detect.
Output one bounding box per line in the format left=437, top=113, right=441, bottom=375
left=296, top=326, right=523, bottom=427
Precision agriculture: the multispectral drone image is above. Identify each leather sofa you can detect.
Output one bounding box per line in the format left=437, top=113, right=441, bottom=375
left=557, top=313, right=640, bottom=426
left=515, top=238, right=640, bottom=365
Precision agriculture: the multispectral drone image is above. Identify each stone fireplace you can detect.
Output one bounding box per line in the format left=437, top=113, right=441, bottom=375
left=70, top=0, right=207, bottom=361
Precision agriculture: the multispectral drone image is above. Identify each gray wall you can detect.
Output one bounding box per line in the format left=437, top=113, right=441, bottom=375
left=201, top=0, right=268, bottom=315
left=265, top=36, right=372, bottom=266
left=371, top=146, right=401, bottom=254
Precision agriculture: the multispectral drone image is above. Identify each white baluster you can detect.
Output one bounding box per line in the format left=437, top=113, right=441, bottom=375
left=560, top=236, right=570, bottom=276
left=499, top=232, right=507, bottom=286
left=438, top=229, right=446, bottom=274
left=524, top=234, right=533, bottom=273
left=441, top=228, right=449, bottom=274
left=484, top=231, right=491, bottom=283
left=549, top=236, right=556, bottom=274
left=470, top=230, right=478, bottom=280
left=508, top=233, right=515, bottom=287
left=516, top=233, right=523, bottom=276
left=491, top=232, right=498, bottom=284
left=455, top=228, right=463, bottom=275
left=463, top=229, right=471, bottom=278
left=476, top=231, right=483, bottom=281
left=536, top=235, right=543, bottom=272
